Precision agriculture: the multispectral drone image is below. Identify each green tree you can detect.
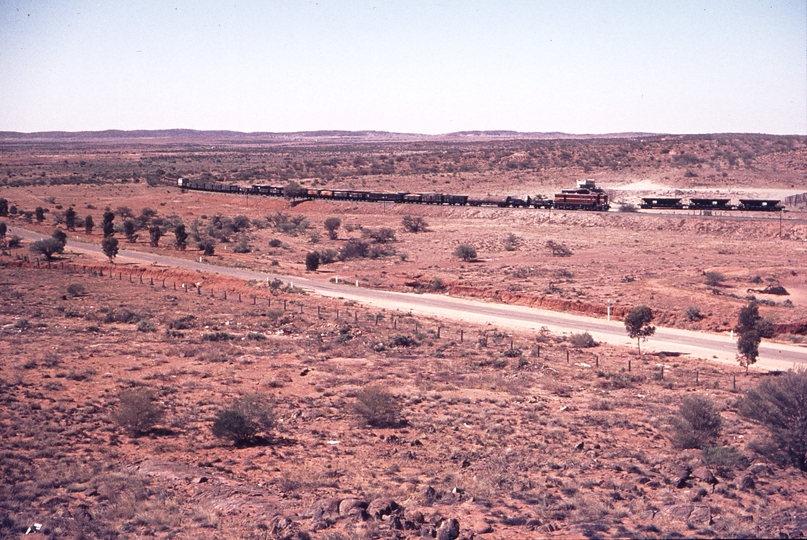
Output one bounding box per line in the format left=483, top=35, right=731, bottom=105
left=102, top=236, right=119, bottom=262
left=735, top=301, right=773, bottom=373
left=174, top=223, right=188, bottom=250
left=102, top=211, right=115, bottom=238
left=453, top=244, right=477, bottom=262
left=30, top=238, right=65, bottom=260
left=624, top=305, right=655, bottom=357
left=739, top=368, right=807, bottom=470
left=0, top=222, right=6, bottom=242
left=64, top=207, right=77, bottom=231
left=324, top=217, right=341, bottom=240
left=84, top=215, right=94, bottom=235
left=305, top=251, right=320, bottom=271
left=35, top=207, right=45, bottom=223
left=123, top=218, right=137, bottom=242
left=0, top=198, right=8, bottom=216
left=52, top=228, right=67, bottom=246
left=149, top=224, right=162, bottom=247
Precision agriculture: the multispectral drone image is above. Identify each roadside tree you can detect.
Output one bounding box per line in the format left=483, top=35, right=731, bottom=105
left=624, top=305, right=655, bottom=357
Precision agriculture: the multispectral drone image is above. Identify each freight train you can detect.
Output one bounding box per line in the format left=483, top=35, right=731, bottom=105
left=176, top=178, right=784, bottom=212
left=177, top=178, right=610, bottom=210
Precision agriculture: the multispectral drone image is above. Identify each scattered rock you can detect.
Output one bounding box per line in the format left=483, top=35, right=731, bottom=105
left=366, top=498, right=398, bottom=519
left=308, top=497, right=340, bottom=520
left=472, top=518, right=493, bottom=534
left=338, top=498, right=367, bottom=517
left=437, top=518, right=460, bottom=540
left=688, top=505, right=712, bottom=527
left=691, top=466, right=717, bottom=484
left=748, top=463, right=773, bottom=476
left=739, top=475, right=756, bottom=491
left=404, top=507, right=424, bottom=524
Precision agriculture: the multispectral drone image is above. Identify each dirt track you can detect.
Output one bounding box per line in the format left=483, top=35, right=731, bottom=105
left=12, top=226, right=807, bottom=371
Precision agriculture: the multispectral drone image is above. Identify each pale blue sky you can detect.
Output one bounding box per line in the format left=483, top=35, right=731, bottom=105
left=1, top=0, right=805, bottom=134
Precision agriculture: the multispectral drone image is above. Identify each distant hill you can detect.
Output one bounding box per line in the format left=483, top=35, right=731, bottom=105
left=0, top=128, right=663, bottom=144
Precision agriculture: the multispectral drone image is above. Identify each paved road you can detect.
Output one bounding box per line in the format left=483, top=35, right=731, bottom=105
left=11, top=227, right=807, bottom=371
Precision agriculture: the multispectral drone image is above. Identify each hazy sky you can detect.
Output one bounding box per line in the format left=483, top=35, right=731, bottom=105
left=1, top=0, right=805, bottom=134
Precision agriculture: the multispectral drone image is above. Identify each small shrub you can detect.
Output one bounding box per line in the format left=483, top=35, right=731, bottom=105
left=352, top=384, right=403, bottom=427
left=363, top=227, right=396, bottom=243
left=704, top=271, right=725, bottom=287
left=569, top=331, right=597, bottom=348
left=402, top=215, right=429, bottom=233
left=454, top=244, right=477, bottom=262
left=619, top=203, right=638, bottom=212
left=339, top=238, right=370, bottom=260
left=546, top=240, right=572, bottom=257
left=389, top=334, right=418, bottom=348
left=318, top=248, right=338, bottom=264
left=202, top=331, right=234, bottom=342
left=670, top=395, right=722, bottom=449
left=137, top=320, right=156, bottom=333
left=701, top=445, right=749, bottom=475
left=66, top=284, right=86, bottom=297
left=268, top=238, right=283, bottom=248
left=503, top=348, right=522, bottom=358
left=685, top=306, right=704, bottom=321
left=112, top=388, right=164, bottom=436
left=212, top=394, right=275, bottom=445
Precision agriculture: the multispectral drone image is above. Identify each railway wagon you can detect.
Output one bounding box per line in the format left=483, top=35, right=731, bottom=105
left=641, top=198, right=684, bottom=209
left=367, top=192, right=406, bottom=203
left=737, top=199, right=782, bottom=211
left=443, top=194, right=469, bottom=205
left=467, top=196, right=512, bottom=207
left=529, top=196, right=554, bottom=209
left=689, top=198, right=732, bottom=211
left=252, top=184, right=284, bottom=196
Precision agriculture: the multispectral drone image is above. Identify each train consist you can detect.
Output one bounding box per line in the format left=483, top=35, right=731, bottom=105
left=176, top=178, right=784, bottom=213
left=177, top=178, right=611, bottom=210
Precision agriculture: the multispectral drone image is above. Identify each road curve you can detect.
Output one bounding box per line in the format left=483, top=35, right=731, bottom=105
left=11, top=226, right=807, bottom=371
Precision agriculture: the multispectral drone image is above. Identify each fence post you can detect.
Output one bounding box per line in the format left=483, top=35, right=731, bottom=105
left=139, top=274, right=143, bottom=284
left=284, top=299, right=287, bottom=311
left=595, top=354, right=598, bottom=367
left=173, top=282, right=176, bottom=290
left=628, top=359, right=631, bottom=372
left=300, top=304, right=303, bottom=314
left=437, top=326, right=441, bottom=338
left=129, top=274, right=133, bottom=283
left=224, top=291, right=227, bottom=300
left=119, top=272, right=122, bottom=280
left=733, top=375, right=736, bottom=390
left=660, top=365, right=664, bottom=380
left=696, top=370, right=699, bottom=386
left=460, top=329, right=463, bottom=342
left=150, top=277, right=153, bottom=286
left=318, top=306, right=321, bottom=317
left=336, top=309, right=339, bottom=320
left=566, top=349, right=569, bottom=363
left=238, top=293, right=241, bottom=302
left=355, top=312, right=358, bottom=322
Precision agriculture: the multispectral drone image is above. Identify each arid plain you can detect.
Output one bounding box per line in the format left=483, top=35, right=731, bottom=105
left=1, top=131, right=807, bottom=539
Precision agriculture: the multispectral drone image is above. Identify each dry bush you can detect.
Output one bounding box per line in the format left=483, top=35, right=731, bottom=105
left=670, top=395, right=722, bottom=449
left=352, top=384, right=403, bottom=427
left=739, top=368, right=807, bottom=470
left=66, top=283, right=86, bottom=297
left=568, top=332, right=597, bottom=348
left=111, top=387, right=165, bottom=436
left=212, top=394, right=275, bottom=445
